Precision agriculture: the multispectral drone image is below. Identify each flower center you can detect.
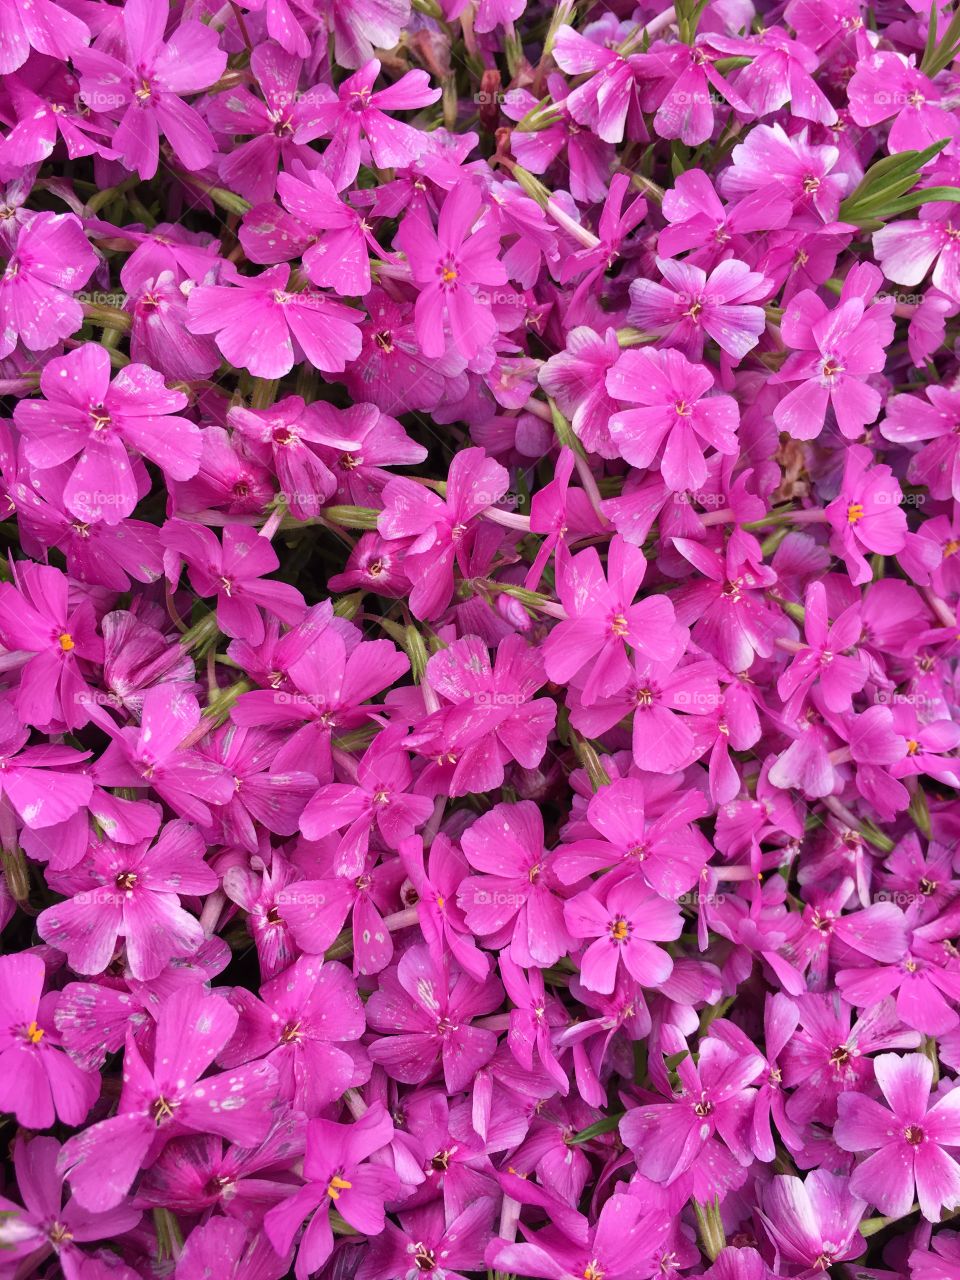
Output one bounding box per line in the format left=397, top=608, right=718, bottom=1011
left=414, top=1244, right=437, bottom=1271
left=903, top=1124, right=925, bottom=1146
left=152, top=1095, right=177, bottom=1124
left=115, top=871, right=138, bottom=890
left=58, top=632, right=75, bottom=652
left=846, top=502, right=864, bottom=525
left=326, top=1174, right=352, bottom=1200
left=89, top=403, right=112, bottom=431
left=610, top=613, right=629, bottom=638
left=23, top=1020, right=44, bottom=1045
left=609, top=917, right=630, bottom=942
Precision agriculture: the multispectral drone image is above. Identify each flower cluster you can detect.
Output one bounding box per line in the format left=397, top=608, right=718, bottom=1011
left=0, top=1, right=959, bottom=1278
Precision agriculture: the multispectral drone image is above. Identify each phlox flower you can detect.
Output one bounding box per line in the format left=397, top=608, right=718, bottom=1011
left=73, top=0, right=227, bottom=180
left=0, top=1137, right=139, bottom=1279
left=563, top=878, right=682, bottom=994
left=627, top=257, right=770, bottom=363
left=57, top=987, right=279, bottom=1212
left=14, top=343, right=201, bottom=525
left=396, top=182, right=507, bottom=360
left=772, top=263, right=894, bottom=441
left=607, top=346, right=741, bottom=492
left=293, top=59, right=440, bottom=191
left=542, top=537, right=682, bottom=704
left=457, top=800, right=573, bottom=969
left=0, top=210, right=96, bottom=357
left=37, top=820, right=216, bottom=980
left=835, top=1052, right=960, bottom=1222
left=0, top=953, right=99, bottom=1131
left=263, top=1103, right=401, bottom=1280
left=826, top=445, right=908, bottom=586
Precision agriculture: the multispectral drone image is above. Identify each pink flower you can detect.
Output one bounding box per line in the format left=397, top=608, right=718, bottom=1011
left=543, top=537, right=682, bottom=704
left=300, top=731, right=433, bottom=871
left=409, top=634, right=557, bottom=797
left=0, top=0, right=88, bottom=74
left=208, top=43, right=324, bottom=205
left=620, top=1034, right=765, bottom=1184
left=564, top=878, right=682, bottom=994
left=487, top=1193, right=669, bottom=1280
left=873, top=203, right=960, bottom=304
left=218, top=956, right=366, bottom=1115
left=0, top=953, right=98, bottom=1131
left=552, top=24, right=645, bottom=144
left=759, top=1170, right=866, bottom=1270
left=175, top=1217, right=291, bottom=1280
left=773, top=263, right=894, bottom=440
left=94, top=685, right=234, bottom=824
left=642, top=41, right=753, bottom=147
left=0, top=211, right=96, bottom=357
left=849, top=53, right=957, bottom=154
left=161, top=520, right=307, bottom=645
left=0, top=563, right=103, bottom=731
left=607, top=346, right=740, bottom=492
left=37, top=820, right=216, bottom=980
left=14, top=343, right=201, bottom=524
left=263, top=1103, right=400, bottom=1280
left=457, top=800, right=573, bottom=968
left=554, top=777, right=710, bottom=899
left=366, top=945, right=503, bottom=1091
left=722, top=123, right=847, bottom=222
left=186, top=263, right=363, bottom=378
left=628, top=257, right=770, bottom=362
left=882, top=384, right=960, bottom=502
left=539, top=327, right=622, bottom=458
left=74, top=0, right=226, bottom=180
left=267, top=167, right=394, bottom=298
left=57, top=987, right=279, bottom=1211
left=294, top=58, right=440, bottom=190
left=396, top=182, right=507, bottom=360
left=776, top=580, right=866, bottom=717
left=826, top=445, right=908, bottom=586
left=377, top=446, right=509, bottom=620
left=835, top=1052, right=960, bottom=1221
left=0, top=694, right=92, bottom=830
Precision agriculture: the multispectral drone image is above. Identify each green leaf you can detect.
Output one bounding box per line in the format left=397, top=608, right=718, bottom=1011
left=568, top=1113, right=624, bottom=1144
left=839, top=138, right=950, bottom=222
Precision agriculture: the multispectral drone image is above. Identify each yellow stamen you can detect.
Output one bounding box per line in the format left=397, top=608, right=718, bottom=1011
left=326, top=1175, right=352, bottom=1200
left=610, top=918, right=629, bottom=942
left=441, top=266, right=457, bottom=284
left=25, top=1021, right=44, bottom=1045
left=846, top=502, right=864, bottom=525
left=58, top=633, right=75, bottom=652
